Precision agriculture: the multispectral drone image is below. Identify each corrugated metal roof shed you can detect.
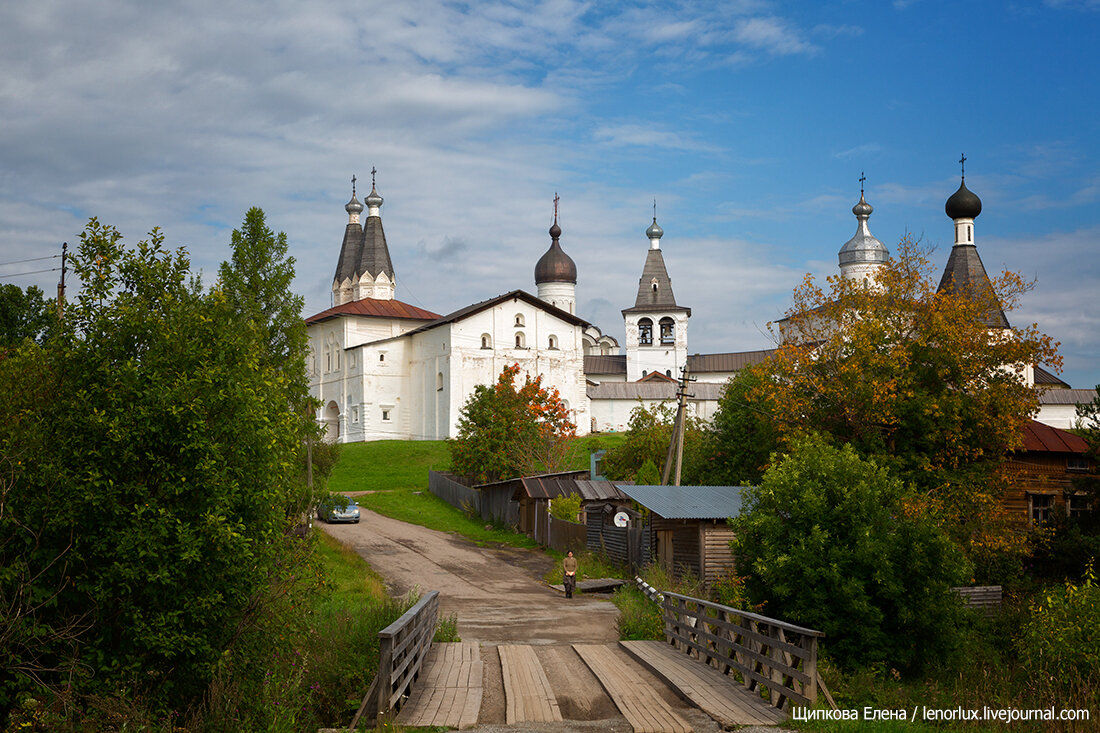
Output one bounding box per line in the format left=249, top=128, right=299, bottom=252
left=613, top=484, right=749, bottom=519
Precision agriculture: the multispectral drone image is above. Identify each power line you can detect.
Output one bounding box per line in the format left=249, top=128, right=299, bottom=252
left=0, top=267, right=62, bottom=279
left=0, top=253, right=61, bottom=267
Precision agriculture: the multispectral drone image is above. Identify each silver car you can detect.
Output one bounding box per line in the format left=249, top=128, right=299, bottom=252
left=317, top=496, right=361, bottom=523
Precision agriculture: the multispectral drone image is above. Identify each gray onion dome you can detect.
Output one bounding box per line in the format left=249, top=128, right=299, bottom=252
left=646, top=217, right=664, bottom=240
left=345, top=194, right=363, bottom=215
left=839, top=192, right=888, bottom=267
left=365, top=185, right=383, bottom=209
left=946, top=179, right=982, bottom=220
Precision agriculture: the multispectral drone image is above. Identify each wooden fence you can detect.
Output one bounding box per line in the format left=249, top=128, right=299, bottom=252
left=587, top=518, right=649, bottom=571
left=429, top=471, right=480, bottom=515
left=641, top=580, right=830, bottom=711
left=350, top=591, right=440, bottom=728
left=954, top=585, right=1002, bottom=615
left=546, top=515, right=587, bottom=553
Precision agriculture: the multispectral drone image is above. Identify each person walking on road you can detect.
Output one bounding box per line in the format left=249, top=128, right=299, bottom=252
left=563, top=551, right=578, bottom=598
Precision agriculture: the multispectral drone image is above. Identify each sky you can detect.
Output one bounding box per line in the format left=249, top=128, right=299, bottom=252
left=2, top=0, right=1098, bottom=389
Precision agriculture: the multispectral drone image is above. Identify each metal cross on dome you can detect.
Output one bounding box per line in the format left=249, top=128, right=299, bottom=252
left=553, top=192, right=560, bottom=222
left=351, top=174, right=356, bottom=197
left=859, top=171, right=866, bottom=195
left=371, top=166, right=377, bottom=188
left=960, top=153, right=967, bottom=179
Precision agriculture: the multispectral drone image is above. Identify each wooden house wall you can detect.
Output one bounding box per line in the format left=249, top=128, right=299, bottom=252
left=652, top=518, right=703, bottom=580
left=1002, top=455, right=1091, bottom=523
left=701, top=522, right=737, bottom=587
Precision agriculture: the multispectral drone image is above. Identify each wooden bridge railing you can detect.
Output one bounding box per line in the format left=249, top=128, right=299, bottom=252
left=636, top=578, right=828, bottom=711
left=350, top=590, right=440, bottom=728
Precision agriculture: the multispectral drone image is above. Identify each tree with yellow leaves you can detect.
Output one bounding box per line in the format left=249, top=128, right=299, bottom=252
left=714, top=237, right=1060, bottom=568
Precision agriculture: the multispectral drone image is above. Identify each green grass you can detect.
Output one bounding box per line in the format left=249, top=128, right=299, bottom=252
left=326, top=435, right=624, bottom=549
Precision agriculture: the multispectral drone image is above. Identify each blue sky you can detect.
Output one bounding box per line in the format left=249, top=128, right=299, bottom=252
left=2, top=0, right=1098, bottom=389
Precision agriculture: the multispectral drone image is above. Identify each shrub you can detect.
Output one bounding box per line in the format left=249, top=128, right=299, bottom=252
left=549, top=492, right=582, bottom=522
left=1017, top=561, right=1100, bottom=708
left=731, top=434, right=971, bottom=672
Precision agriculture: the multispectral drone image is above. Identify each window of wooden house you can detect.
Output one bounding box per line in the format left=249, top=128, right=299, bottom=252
left=1028, top=493, right=1054, bottom=525
left=1067, top=455, right=1089, bottom=472
left=1068, top=494, right=1093, bottom=518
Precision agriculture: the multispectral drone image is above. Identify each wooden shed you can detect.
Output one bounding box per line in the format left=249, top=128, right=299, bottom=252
left=614, top=484, right=747, bottom=588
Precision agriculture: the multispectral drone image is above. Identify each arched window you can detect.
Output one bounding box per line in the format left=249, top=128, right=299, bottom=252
left=481, top=333, right=492, bottom=349
left=638, top=318, right=653, bottom=346
left=659, top=317, right=675, bottom=344
left=651, top=277, right=659, bottom=292
left=642, top=370, right=648, bottom=377
left=548, top=334, right=558, bottom=350
left=515, top=332, right=526, bottom=348
left=666, top=369, right=672, bottom=377
left=514, top=313, right=525, bottom=327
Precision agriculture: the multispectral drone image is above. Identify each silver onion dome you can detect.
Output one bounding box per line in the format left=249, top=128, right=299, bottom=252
left=839, top=192, right=889, bottom=267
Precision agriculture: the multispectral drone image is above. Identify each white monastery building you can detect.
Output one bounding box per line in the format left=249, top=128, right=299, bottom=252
left=305, top=171, right=1090, bottom=442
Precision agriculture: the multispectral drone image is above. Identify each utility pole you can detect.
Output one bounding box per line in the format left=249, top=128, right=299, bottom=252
left=661, top=365, right=695, bottom=486
left=56, top=242, right=68, bottom=320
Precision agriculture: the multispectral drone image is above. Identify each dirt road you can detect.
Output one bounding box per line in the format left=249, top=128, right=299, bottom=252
left=319, top=508, right=619, bottom=643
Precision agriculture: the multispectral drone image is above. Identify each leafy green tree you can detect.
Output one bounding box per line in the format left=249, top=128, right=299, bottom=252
left=0, top=213, right=314, bottom=713
left=601, top=402, right=710, bottom=484
left=449, top=363, right=575, bottom=482
left=0, top=284, right=54, bottom=347
left=731, top=434, right=970, bottom=672
left=707, top=368, right=781, bottom=485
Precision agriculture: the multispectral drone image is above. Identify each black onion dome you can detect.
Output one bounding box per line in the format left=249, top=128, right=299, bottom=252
left=946, top=179, right=982, bottom=220
left=535, top=223, right=576, bottom=283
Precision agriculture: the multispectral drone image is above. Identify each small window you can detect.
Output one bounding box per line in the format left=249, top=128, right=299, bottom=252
left=1067, top=456, right=1089, bottom=472
left=481, top=333, right=492, bottom=349
left=379, top=353, right=385, bottom=363
left=436, top=372, right=444, bottom=391
left=514, top=313, right=525, bottom=327
left=352, top=407, right=359, bottom=423
left=1068, top=494, right=1093, bottom=518
left=642, top=370, right=648, bottom=377
left=638, top=318, right=653, bottom=346
left=515, top=332, right=526, bottom=349
left=381, top=409, right=391, bottom=422
left=548, top=335, right=558, bottom=350
left=651, top=277, right=659, bottom=292
left=1029, top=494, right=1053, bottom=526
left=666, top=369, right=672, bottom=377
left=659, top=317, right=675, bottom=344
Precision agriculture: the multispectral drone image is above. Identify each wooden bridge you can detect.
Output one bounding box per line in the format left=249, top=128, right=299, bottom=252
left=352, top=581, right=831, bottom=731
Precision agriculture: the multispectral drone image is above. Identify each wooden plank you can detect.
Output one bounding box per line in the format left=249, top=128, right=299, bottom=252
left=499, top=644, right=562, bottom=725
left=575, top=644, right=692, bottom=733
left=397, top=642, right=483, bottom=730
left=621, top=640, right=786, bottom=727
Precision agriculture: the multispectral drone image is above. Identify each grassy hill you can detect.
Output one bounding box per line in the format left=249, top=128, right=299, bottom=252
left=325, top=434, right=623, bottom=547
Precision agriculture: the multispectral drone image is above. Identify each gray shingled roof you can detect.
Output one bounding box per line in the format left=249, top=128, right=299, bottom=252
left=622, top=248, right=690, bottom=314
left=936, top=244, right=1009, bottom=329
left=687, top=349, right=774, bottom=373
left=587, top=381, right=727, bottom=400
left=511, top=478, right=627, bottom=501
left=584, top=354, right=626, bottom=374
left=1033, top=364, right=1071, bottom=388
left=1037, top=388, right=1098, bottom=405
left=333, top=215, right=394, bottom=285
left=613, top=484, right=749, bottom=519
